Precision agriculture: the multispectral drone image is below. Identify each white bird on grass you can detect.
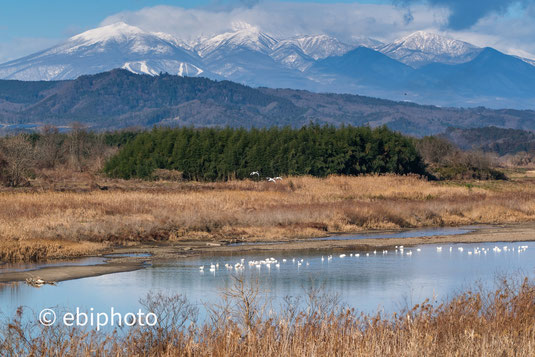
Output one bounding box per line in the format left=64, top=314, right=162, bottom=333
left=267, top=177, right=276, bottom=183
left=275, top=177, right=283, bottom=181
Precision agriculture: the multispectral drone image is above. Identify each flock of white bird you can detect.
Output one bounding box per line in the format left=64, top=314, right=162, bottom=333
left=250, top=171, right=283, bottom=182
left=393, top=244, right=529, bottom=256
left=197, top=244, right=529, bottom=274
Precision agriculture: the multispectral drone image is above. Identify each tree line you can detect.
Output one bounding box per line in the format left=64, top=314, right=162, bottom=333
left=0, top=124, right=137, bottom=187
left=103, top=125, right=427, bottom=181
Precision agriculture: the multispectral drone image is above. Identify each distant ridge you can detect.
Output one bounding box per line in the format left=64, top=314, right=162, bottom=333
left=1, top=69, right=535, bottom=136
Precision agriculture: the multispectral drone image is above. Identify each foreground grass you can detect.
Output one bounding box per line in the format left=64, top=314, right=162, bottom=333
left=2, top=174, right=535, bottom=262
left=2, top=277, right=535, bottom=356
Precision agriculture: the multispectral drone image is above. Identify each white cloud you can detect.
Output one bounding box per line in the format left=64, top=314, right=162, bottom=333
left=461, top=4, right=535, bottom=58
left=100, top=2, right=448, bottom=44
left=99, top=1, right=535, bottom=59
left=1, top=1, right=534, bottom=63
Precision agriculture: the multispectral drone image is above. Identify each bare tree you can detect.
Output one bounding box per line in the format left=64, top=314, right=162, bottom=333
left=67, top=122, right=89, bottom=172
left=0, top=136, right=35, bottom=187
left=36, top=125, right=64, bottom=169
left=415, top=136, right=457, bottom=166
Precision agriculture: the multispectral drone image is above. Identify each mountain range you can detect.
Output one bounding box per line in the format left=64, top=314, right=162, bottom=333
left=0, top=23, right=534, bottom=109
left=1, top=69, right=535, bottom=136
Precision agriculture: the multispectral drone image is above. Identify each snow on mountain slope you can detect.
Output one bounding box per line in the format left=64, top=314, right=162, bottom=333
left=0, top=22, right=205, bottom=80
left=348, top=36, right=384, bottom=50
left=122, top=60, right=203, bottom=76
left=279, top=35, right=354, bottom=60
left=191, top=24, right=294, bottom=83
left=378, top=31, right=482, bottom=68
left=269, top=42, right=315, bottom=71
left=195, top=25, right=278, bottom=58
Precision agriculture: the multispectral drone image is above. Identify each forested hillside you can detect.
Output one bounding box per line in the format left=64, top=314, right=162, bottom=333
left=2, top=70, right=535, bottom=136
left=441, top=127, right=535, bottom=155
left=104, top=125, right=426, bottom=180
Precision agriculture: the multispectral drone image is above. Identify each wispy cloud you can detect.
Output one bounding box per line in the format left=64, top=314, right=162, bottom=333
left=101, top=2, right=447, bottom=44
left=395, top=0, right=535, bottom=30
left=99, top=1, right=535, bottom=59
left=1, top=1, right=535, bottom=63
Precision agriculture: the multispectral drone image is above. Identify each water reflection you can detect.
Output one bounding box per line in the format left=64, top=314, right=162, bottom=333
left=0, top=257, right=106, bottom=273
left=0, top=241, right=533, bottom=323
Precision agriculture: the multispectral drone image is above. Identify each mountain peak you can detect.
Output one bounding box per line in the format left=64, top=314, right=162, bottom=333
left=379, top=31, right=481, bottom=67
left=196, top=27, right=278, bottom=57
left=278, top=34, right=353, bottom=60
left=0, top=21, right=205, bottom=80
left=69, top=22, right=147, bottom=45
left=396, top=31, right=478, bottom=53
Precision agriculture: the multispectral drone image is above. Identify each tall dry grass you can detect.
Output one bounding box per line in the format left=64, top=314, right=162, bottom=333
left=1, top=276, right=535, bottom=356
left=2, top=174, right=535, bottom=262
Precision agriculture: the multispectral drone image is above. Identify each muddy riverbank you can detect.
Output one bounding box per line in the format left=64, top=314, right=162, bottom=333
left=2, top=223, right=535, bottom=284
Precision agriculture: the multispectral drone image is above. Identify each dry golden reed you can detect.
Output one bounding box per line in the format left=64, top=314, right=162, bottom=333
left=2, top=174, right=535, bottom=262
left=2, top=276, right=535, bottom=356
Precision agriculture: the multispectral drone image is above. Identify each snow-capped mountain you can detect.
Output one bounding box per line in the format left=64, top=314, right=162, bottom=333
left=1, top=23, right=535, bottom=108
left=0, top=22, right=205, bottom=80
left=269, top=42, right=314, bottom=72
left=194, top=25, right=278, bottom=58
left=270, top=35, right=360, bottom=71
left=276, top=35, right=355, bottom=60
left=378, top=31, right=482, bottom=68
left=191, top=27, right=295, bottom=86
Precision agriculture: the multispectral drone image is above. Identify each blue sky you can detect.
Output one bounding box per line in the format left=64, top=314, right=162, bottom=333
left=0, top=1, right=534, bottom=63
left=0, top=1, right=204, bottom=39
left=0, top=0, right=388, bottom=40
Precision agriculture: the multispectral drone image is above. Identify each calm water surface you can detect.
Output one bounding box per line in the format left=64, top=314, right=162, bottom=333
left=1, top=240, right=534, bottom=322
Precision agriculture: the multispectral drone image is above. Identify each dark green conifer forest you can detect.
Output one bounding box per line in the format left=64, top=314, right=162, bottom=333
left=104, top=125, right=426, bottom=181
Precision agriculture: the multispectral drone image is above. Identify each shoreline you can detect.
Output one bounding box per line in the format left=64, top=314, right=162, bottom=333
left=2, top=222, right=535, bottom=284
left=0, top=259, right=148, bottom=284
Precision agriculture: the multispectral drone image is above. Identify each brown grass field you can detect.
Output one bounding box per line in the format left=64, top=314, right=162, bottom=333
left=2, top=276, right=535, bottom=356
left=2, top=173, right=535, bottom=262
